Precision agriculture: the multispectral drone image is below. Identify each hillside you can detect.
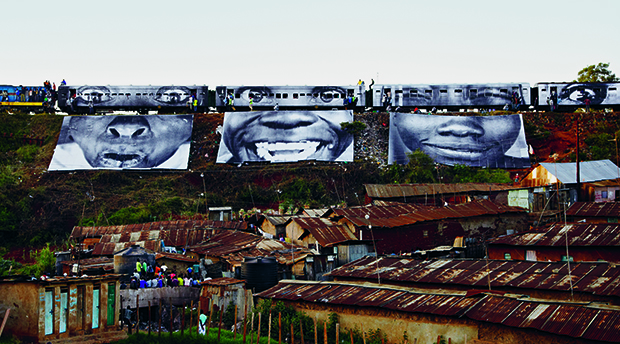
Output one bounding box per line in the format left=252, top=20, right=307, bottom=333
left=0, top=110, right=618, bottom=253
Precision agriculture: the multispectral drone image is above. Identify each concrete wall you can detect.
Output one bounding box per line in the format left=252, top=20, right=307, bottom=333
left=119, top=286, right=201, bottom=309
left=0, top=282, right=40, bottom=341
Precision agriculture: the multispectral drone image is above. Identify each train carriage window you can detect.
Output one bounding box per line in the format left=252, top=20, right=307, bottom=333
left=235, top=93, right=241, bottom=98
left=610, top=87, right=617, bottom=92
left=376, top=90, right=381, bottom=93
left=126, top=93, right=131, bottom=96
left=484, top=89, right=493, bottom=97
left=333, top=93, right=339, bottom=98
left=470, top=89, right=478, bottom=98
left=410, top=89, right=418, bottom=97
left=293, top=93, right=299, bottom=99
left=283, top=93, right=289, bottom=99
left=425, top=90, right=433, bottom=98
left=439, top=90, right=447, bottom=96
left=500, top=89, right=508, bottom=95
left=276, top=93, right=281, bottom=99
left=454, top=89, right=463, bottom=96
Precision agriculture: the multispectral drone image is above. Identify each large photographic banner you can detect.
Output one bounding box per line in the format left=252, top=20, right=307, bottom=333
left=217, top=110, right=354, bottom=163
left=48, top=115, right=193, bottom=170
left=389, top=113, right=530, bottom=168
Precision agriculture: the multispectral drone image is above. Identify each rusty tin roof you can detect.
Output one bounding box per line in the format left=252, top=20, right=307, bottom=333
left=489, top=223, right=620, bottom=247
left=566, top=202, right=620, bottom=218
left=257, top=280, right=620, bottom=342
left=365, top=183, right=519, bottom=199
left=328, top=257, right=620, bottom=297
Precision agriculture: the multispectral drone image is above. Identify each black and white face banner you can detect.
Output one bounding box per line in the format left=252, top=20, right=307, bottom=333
left=48, top=115, right=193, bottom=170
left=217, top=111, right=354, bottom=163
left=389, top=113, right=530, bottom=168
left=72, top=85, right=194, bottom=107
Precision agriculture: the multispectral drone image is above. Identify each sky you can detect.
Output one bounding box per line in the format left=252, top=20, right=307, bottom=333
left=3, top=0, right=620, bottom=88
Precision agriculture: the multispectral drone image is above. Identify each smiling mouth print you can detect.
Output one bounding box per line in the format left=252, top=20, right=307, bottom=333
left=253, top=140, right=338, bottom=162
left=421, top=142, right=491, bottom=161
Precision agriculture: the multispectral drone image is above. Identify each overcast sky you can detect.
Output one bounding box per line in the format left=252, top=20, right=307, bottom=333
left=4, top=0, right=620, bottom=87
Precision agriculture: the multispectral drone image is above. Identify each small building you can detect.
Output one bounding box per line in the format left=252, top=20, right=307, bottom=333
left=257, top=280, right=620, bottom=344
left=520, top=159, right=620, bottom=206
left=328, top=256, right=620, bottom=304
left=584, top=179, right=620, bottom=202
left=155, top=252, right=199, bottom=276
left=0, top=275, right=123, bottom=343
left=326, top=200, right=528, bottom=254
left=488, top=222, right=620, bottom=263
left=199, top=277, right=253, bottom=321
left=364, top=183, right=519, bottom=206
left=566, top=202, right=620, bottom=223
left=258, top=215, right=293, bottom=239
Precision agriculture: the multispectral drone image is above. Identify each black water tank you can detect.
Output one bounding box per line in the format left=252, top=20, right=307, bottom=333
left=241, top=256, right=278, bottom=293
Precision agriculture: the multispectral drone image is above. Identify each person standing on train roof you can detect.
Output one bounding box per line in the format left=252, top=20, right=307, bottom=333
left=61, top=79, right=66, bottom=86
left=193, top=97, right=198, bottom=112
left=249, top=95, right=254, bottom=111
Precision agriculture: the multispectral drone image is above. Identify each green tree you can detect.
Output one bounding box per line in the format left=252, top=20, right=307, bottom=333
left=575, top=63, right=619, bottom=82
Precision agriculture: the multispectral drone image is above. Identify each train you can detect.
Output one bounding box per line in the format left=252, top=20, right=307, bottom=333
left=2, top=81, right=620, bottom=114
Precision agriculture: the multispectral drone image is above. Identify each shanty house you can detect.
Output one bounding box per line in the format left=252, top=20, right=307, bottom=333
left=0, top=275, right=123, bottom=343
left=519, top=159, right=620, bottom=209
left=488, top=222, right=620, bottom=262
left=566, top=202, right=620, bottom=223
left=257, top=280, right=620, bottom=344
left=364, top=183, right=519, bottom=206
left=327, top=200, right=528, bottom=254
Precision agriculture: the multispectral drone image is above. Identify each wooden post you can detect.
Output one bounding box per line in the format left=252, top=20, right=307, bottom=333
left=291, top=322, right=295, bottom=344
left=148, top=301, right=151, bottom=336
left=279, top=312, right=282, bottom=344
left=197, top=300, right=201, bottom=336
left=169, top=298, right=173, bottom=335
left=362, top=324, right=367, bottom=344
left=190, top=301, right=194, bottom=335
left=218, top=304, right=224, bottom=342
left=324, top=321, right=327, bottom=344
left=181, top=303, right=185, bottom=336
left=268, top=311, right=272, bottom=344
left=257, top=313, right=262, bottom=344
left=207, top=299, right=213, bottom=335
left=136, top=296, right=140, bottom=334
left=234, top=304, right=238, bottom=340
left=437, top=336, right=441, bottom=344
left=336, top=323, right=339, bottom=344
left=0, top=309, right=10, bottom=336
left=159, top=299, right=162, bottom=337
left=350, top=329, right=354, bottom=344
left=313, top=318, right=317, bottom=344
left=243, top=302, right=248, bottom=344
left=300, top=318, right=305, bottom=344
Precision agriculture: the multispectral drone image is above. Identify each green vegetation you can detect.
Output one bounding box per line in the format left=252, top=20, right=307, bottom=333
left=575, top=62, right=618, bottom=82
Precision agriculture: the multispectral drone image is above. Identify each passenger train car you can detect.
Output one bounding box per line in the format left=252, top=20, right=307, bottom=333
left=0, top=84, right=54, bottom=112
left=214, top=85, right=365, bottom=111
left=57, top=85, right=209, bottom=114
left=373, top=83, right=531, bottom=111
left=533, top=82, right=620, bottom=112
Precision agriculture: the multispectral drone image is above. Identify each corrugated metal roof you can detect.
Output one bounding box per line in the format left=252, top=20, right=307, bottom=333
left=290, top=217, right=358, bottom=247
left=263, top=215, right=292, bottom=226
left=257, top=280, right=620, bottom=342
left=200, top=277, right=245, bottom=286
left=364, top=183, right=519, bottom=199
left=332, top=200, right=525, bottom=229
left=566, top=202, right=620, bottom=218
left=328, top=257, right=620, bottom=297
left=155, top=252, right=199, bottom=263
left=489, top=223, right=620, bottom=247
left=188, top=229, right=313, bottom=267
left=303, top=209, right=329, bottom=217
left=70, top=220, right=248, bottom=240
left=539, top=160, right=619, bottom=184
